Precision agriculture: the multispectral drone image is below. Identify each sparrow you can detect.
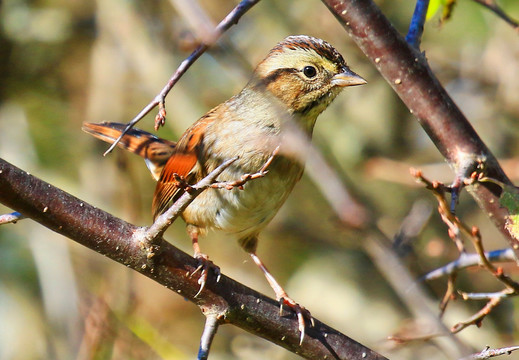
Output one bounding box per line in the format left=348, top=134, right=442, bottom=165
left=83, top=35, right=366, bottom=343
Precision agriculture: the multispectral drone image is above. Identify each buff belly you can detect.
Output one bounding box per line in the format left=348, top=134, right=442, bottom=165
left=181, top=156, right=303, bottom=240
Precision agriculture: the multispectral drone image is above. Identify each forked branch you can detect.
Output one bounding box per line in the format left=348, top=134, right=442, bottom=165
left=321, top=0, right=518, bottom=255
left=413, top=169, right=519, bottom=333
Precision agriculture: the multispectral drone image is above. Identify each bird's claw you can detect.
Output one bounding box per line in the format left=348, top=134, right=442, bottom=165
left=191, top=253, right=220, bottom=297
left=279, top=297, right=313, bottom=345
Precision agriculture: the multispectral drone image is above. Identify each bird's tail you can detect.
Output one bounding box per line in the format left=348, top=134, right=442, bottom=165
left=82, top=122, right=176, bottom=180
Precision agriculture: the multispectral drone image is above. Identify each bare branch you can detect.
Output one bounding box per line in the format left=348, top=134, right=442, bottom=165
left=210, top=146, right=279, bottom=190
left=412, top=168, right=468, bottom=252
left=459, top=345, right=519, bottom=360
left=0, top=157, right=387, bottom=359
left=103, top=0, right=260, bottom=156
left=451, top=296, right=503, bottom=334
left=472, top=0, right=519, bottom=30
left=0, top=211, right=25, bottom=225
left=321, top=0, right=518, bottom=255
left=143, top=146, right=279, bottom=248
left=459, top=289, right=514, bottom=301
left=414, top=169, right=519, bottom=334
left=439, top=273, right=457, bottom=317
left=198, top=315, right=219, bottom=360
left=422, top=249, right=516, bottom=281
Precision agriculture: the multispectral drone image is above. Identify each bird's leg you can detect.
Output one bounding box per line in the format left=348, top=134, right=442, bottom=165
left=187, top=226, right=220, bottom=297
left=249, top=252, right=313, bottom=344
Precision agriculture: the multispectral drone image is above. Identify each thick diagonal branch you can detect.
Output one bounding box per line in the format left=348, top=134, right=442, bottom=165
left=0, top=158, right=386, bottom=360
left=321, top=0, right=518, bottom=255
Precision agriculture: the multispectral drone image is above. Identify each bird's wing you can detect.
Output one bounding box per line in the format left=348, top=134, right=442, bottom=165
left=152, top=116, right=212, bottom=220
left=82, top=122, right=176, bottom=180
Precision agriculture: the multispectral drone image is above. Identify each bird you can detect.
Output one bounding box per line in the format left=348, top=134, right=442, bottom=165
left=83, top=35, right=366, bottom=343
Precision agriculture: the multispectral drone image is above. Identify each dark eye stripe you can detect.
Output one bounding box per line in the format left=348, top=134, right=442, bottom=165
left=260, top=68, right=298, bottom=86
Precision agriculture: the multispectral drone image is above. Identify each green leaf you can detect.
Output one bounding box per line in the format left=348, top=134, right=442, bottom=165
left=481, top=177, right=519, bottom=241
left=426, top=0, right=443, bottom=20
left=498, top=184, right=519, bottom=240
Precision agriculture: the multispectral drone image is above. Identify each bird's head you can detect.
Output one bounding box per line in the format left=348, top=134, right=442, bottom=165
left=252, top=35, right=366, bottom=123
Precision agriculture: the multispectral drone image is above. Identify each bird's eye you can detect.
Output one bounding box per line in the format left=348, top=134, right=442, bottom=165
left=303, top=66, right=317, bottom=78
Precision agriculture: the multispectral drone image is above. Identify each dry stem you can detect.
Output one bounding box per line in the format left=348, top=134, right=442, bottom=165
left=414, top=169, right=519, bottom=333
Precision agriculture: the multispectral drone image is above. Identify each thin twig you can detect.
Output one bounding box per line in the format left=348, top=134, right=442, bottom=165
left=472, top=0, right=519, bottom=31
left=421, top=249, right=516, bottom=281
left=459, top=345, right=519, bottom=360
left=387, top=332, right=443, bottom=344
left=439, top=273, right=457, bottom=317
left=197, top=315, right=220, bottom=360
left=406, top=0, right=430, bottom=49
left=451, top=296, right=503, bottom=333
left=211, top=146, right=279, bottom=190
left=415, top=169, right=519, bottom=334
left=470, top=227, right=519, bottom=293
left=143, top=157, right=238, bottom=244
left=103, top=0, right=260, bottom=156
left=143, top=146, right=279, bottom=245
left=0, top=211, right=25, bottom=225
left=458, top=289, right=514, bottom=301
left=412, top=168, right=467, bottom=252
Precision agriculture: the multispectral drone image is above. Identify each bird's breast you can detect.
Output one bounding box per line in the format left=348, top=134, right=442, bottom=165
left=182, top=151, right=303, bottom=239
left=180, top=89, right=307, bottom=238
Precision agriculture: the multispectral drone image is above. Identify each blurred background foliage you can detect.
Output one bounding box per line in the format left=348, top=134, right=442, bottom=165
left=1, top=0, right=519, bottom=359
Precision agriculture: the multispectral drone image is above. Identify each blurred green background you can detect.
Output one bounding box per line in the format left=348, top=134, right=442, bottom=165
left=1, top=0, right=519, bottom=359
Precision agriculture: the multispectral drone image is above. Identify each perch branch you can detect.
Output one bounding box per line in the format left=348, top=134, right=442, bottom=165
left=0, top=157, right=387, bottom=360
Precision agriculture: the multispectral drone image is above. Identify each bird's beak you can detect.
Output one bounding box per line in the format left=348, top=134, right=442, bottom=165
left=332, top=68, right=367, bottom=87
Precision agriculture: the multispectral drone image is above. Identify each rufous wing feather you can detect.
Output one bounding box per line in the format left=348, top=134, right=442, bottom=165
left=152, top=152, right=199, bottom=220
left=152, top=119, right=211, bottom=220
left=82, top=122, right=176, bottom=180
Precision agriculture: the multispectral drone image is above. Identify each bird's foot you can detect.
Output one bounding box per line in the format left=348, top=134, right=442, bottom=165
left=190, top=253, right=221, bottom=297
left=279, top=296, right=314, bottom=345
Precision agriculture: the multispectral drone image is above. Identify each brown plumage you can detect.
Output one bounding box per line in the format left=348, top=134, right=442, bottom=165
left=83, top=35, right=366, bottom=343
left=82, top=122, right=176, bottom=181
